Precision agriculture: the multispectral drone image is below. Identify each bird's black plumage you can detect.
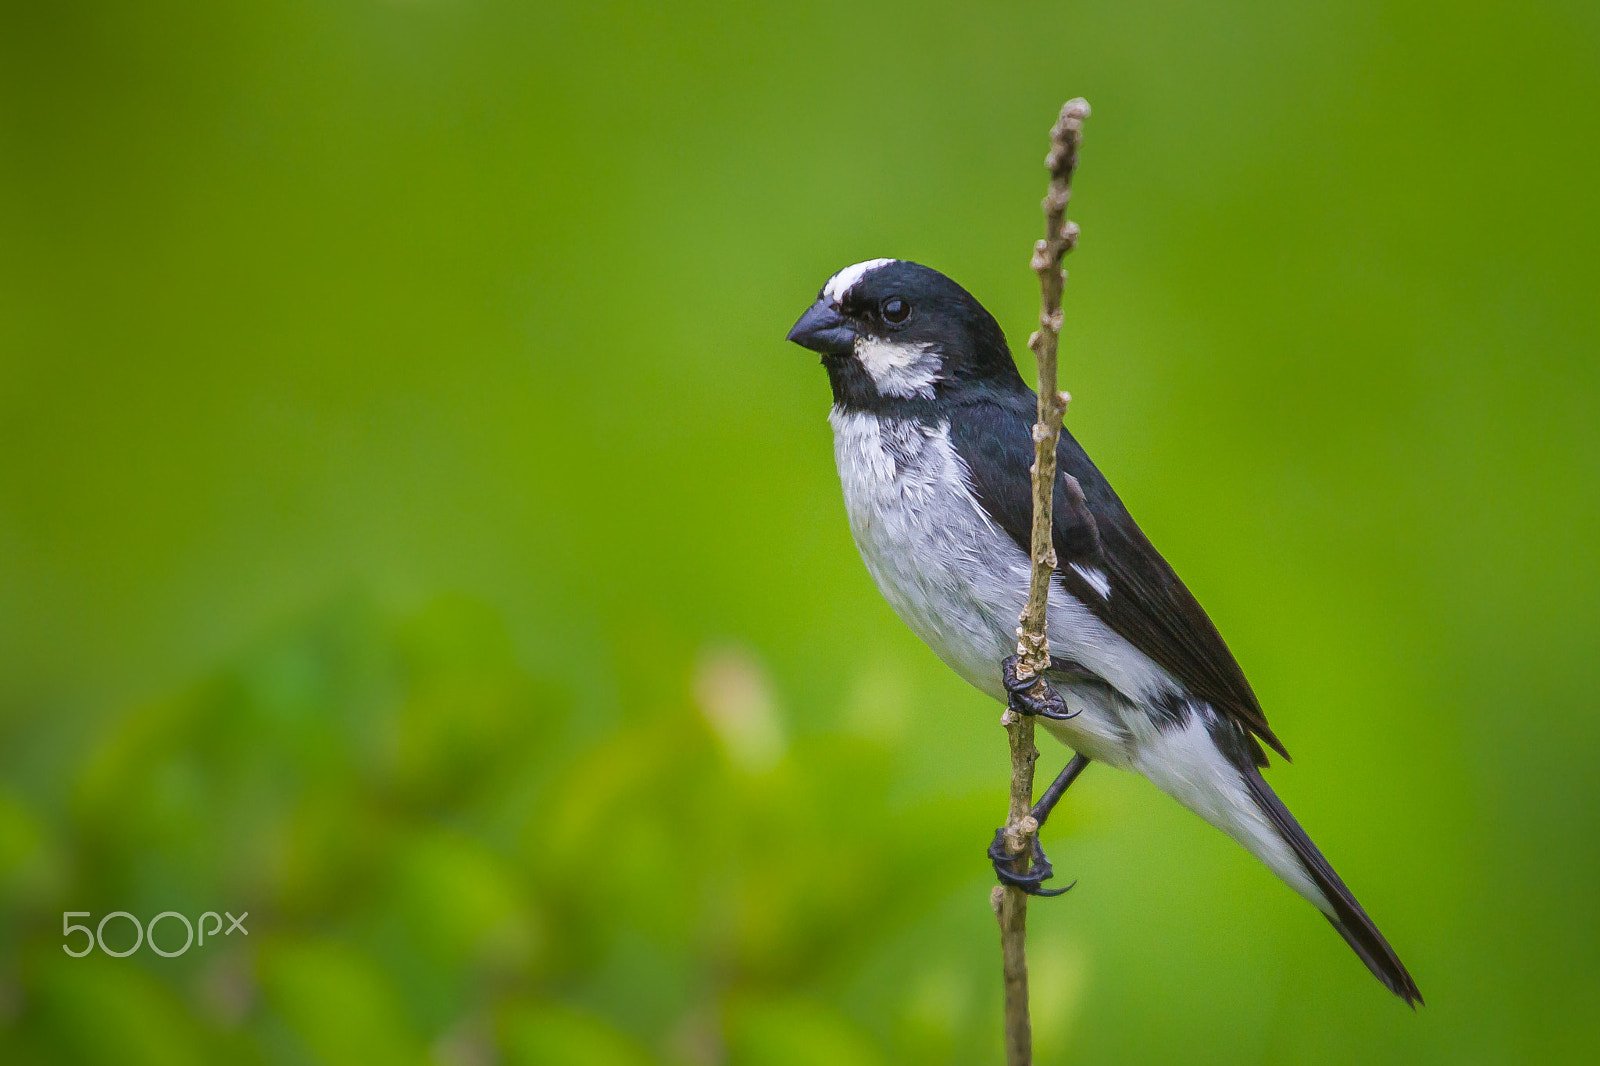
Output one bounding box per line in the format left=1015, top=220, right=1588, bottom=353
left=790, top=258, right=1420, bottom=1004
left=945, top=391, right=1290, bottom=767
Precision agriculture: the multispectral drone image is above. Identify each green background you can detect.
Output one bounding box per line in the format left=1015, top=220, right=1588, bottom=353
left=3, top=1, right=1597, bottom=1063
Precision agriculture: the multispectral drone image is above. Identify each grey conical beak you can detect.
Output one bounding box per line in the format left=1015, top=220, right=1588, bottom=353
left=786, top=299, right=856, bottom=355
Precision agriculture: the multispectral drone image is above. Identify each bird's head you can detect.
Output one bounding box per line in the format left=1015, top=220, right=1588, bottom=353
left=786, top=259, right=1021, bottom=410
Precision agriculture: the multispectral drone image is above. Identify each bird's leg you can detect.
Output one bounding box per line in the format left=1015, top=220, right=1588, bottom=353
left=1001, top=653, right=1078, bottom=720
left=988, top=752, right=1091, bottom=897
left=1031, top=751, right=1090, bottom=826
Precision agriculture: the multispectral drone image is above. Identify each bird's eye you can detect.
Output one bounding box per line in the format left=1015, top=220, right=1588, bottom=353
left=880, top=297, right=911, bottom=324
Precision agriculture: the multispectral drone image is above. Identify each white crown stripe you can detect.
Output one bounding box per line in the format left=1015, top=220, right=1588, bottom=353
left=823, top=258, right=897, bottom=304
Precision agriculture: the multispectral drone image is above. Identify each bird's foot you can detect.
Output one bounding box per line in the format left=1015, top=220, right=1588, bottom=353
left=987, top=828, right=1075, bottom=897
left=1001, top=654, right=1077, bottom=720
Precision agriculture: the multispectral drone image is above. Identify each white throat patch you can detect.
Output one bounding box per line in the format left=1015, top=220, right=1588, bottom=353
left=824, top=258, right=896, bottom=304
left=854, top=336, right=940, bottom=400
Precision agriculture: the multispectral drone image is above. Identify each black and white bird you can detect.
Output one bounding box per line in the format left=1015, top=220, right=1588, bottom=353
left=786, top=258, right=1421, bottom=1004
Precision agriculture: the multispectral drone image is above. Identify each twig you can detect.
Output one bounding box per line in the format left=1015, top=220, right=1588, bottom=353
left=994, top=97, right=1090, bottom=1066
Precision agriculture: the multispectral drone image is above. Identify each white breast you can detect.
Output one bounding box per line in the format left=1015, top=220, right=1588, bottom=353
left=828, top=409, right=1179, bottom=765
left=830, top=409, right=1017, bottom=694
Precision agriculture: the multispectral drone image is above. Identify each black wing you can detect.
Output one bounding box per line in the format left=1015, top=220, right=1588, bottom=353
left=950, top=397, right=1288, bottom=767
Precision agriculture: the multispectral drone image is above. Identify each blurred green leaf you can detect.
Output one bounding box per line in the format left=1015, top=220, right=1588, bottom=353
left=499, top=1003, right=657, bottom=1066
left=29, top=957, right=206, bottom=1066
left=260, top=940, right=423, bottom=1066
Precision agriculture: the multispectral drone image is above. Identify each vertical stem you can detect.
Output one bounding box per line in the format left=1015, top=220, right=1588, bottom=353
left=997, top=97, right=1090, bottom=1066
left=996, top=723, right=1040, bottom=1065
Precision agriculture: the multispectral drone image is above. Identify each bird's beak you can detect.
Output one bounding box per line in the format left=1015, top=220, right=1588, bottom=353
left=786, top=299, right=856, bottom=355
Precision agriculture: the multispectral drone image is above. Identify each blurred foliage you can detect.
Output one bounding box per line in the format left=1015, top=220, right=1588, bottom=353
left=2, top=0, right=1599, bottom=1063
left=1, top=596, right=999, bottom=1064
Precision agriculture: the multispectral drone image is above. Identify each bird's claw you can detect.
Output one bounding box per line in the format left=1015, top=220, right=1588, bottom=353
left=988, top=828, right=1075, bottom=897
left=1001, top=654, right=1078, bottom=720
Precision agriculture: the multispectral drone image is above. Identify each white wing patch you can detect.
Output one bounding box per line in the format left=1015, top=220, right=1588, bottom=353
left=1070, top=562, right=1111, bottom=600
left=853, top=336, right=939, bottom=400
left=824, top=258, right=897, bottom=304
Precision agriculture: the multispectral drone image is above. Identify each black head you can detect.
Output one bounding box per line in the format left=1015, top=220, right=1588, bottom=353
left=786, top=259, right=1024, bottom=411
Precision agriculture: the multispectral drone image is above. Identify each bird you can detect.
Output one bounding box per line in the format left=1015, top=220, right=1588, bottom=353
left=786, top=257, right=1421, bottom=1005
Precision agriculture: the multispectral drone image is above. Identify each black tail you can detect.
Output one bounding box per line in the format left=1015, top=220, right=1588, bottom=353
left=1242, top=769, right=1423, bottom=1006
